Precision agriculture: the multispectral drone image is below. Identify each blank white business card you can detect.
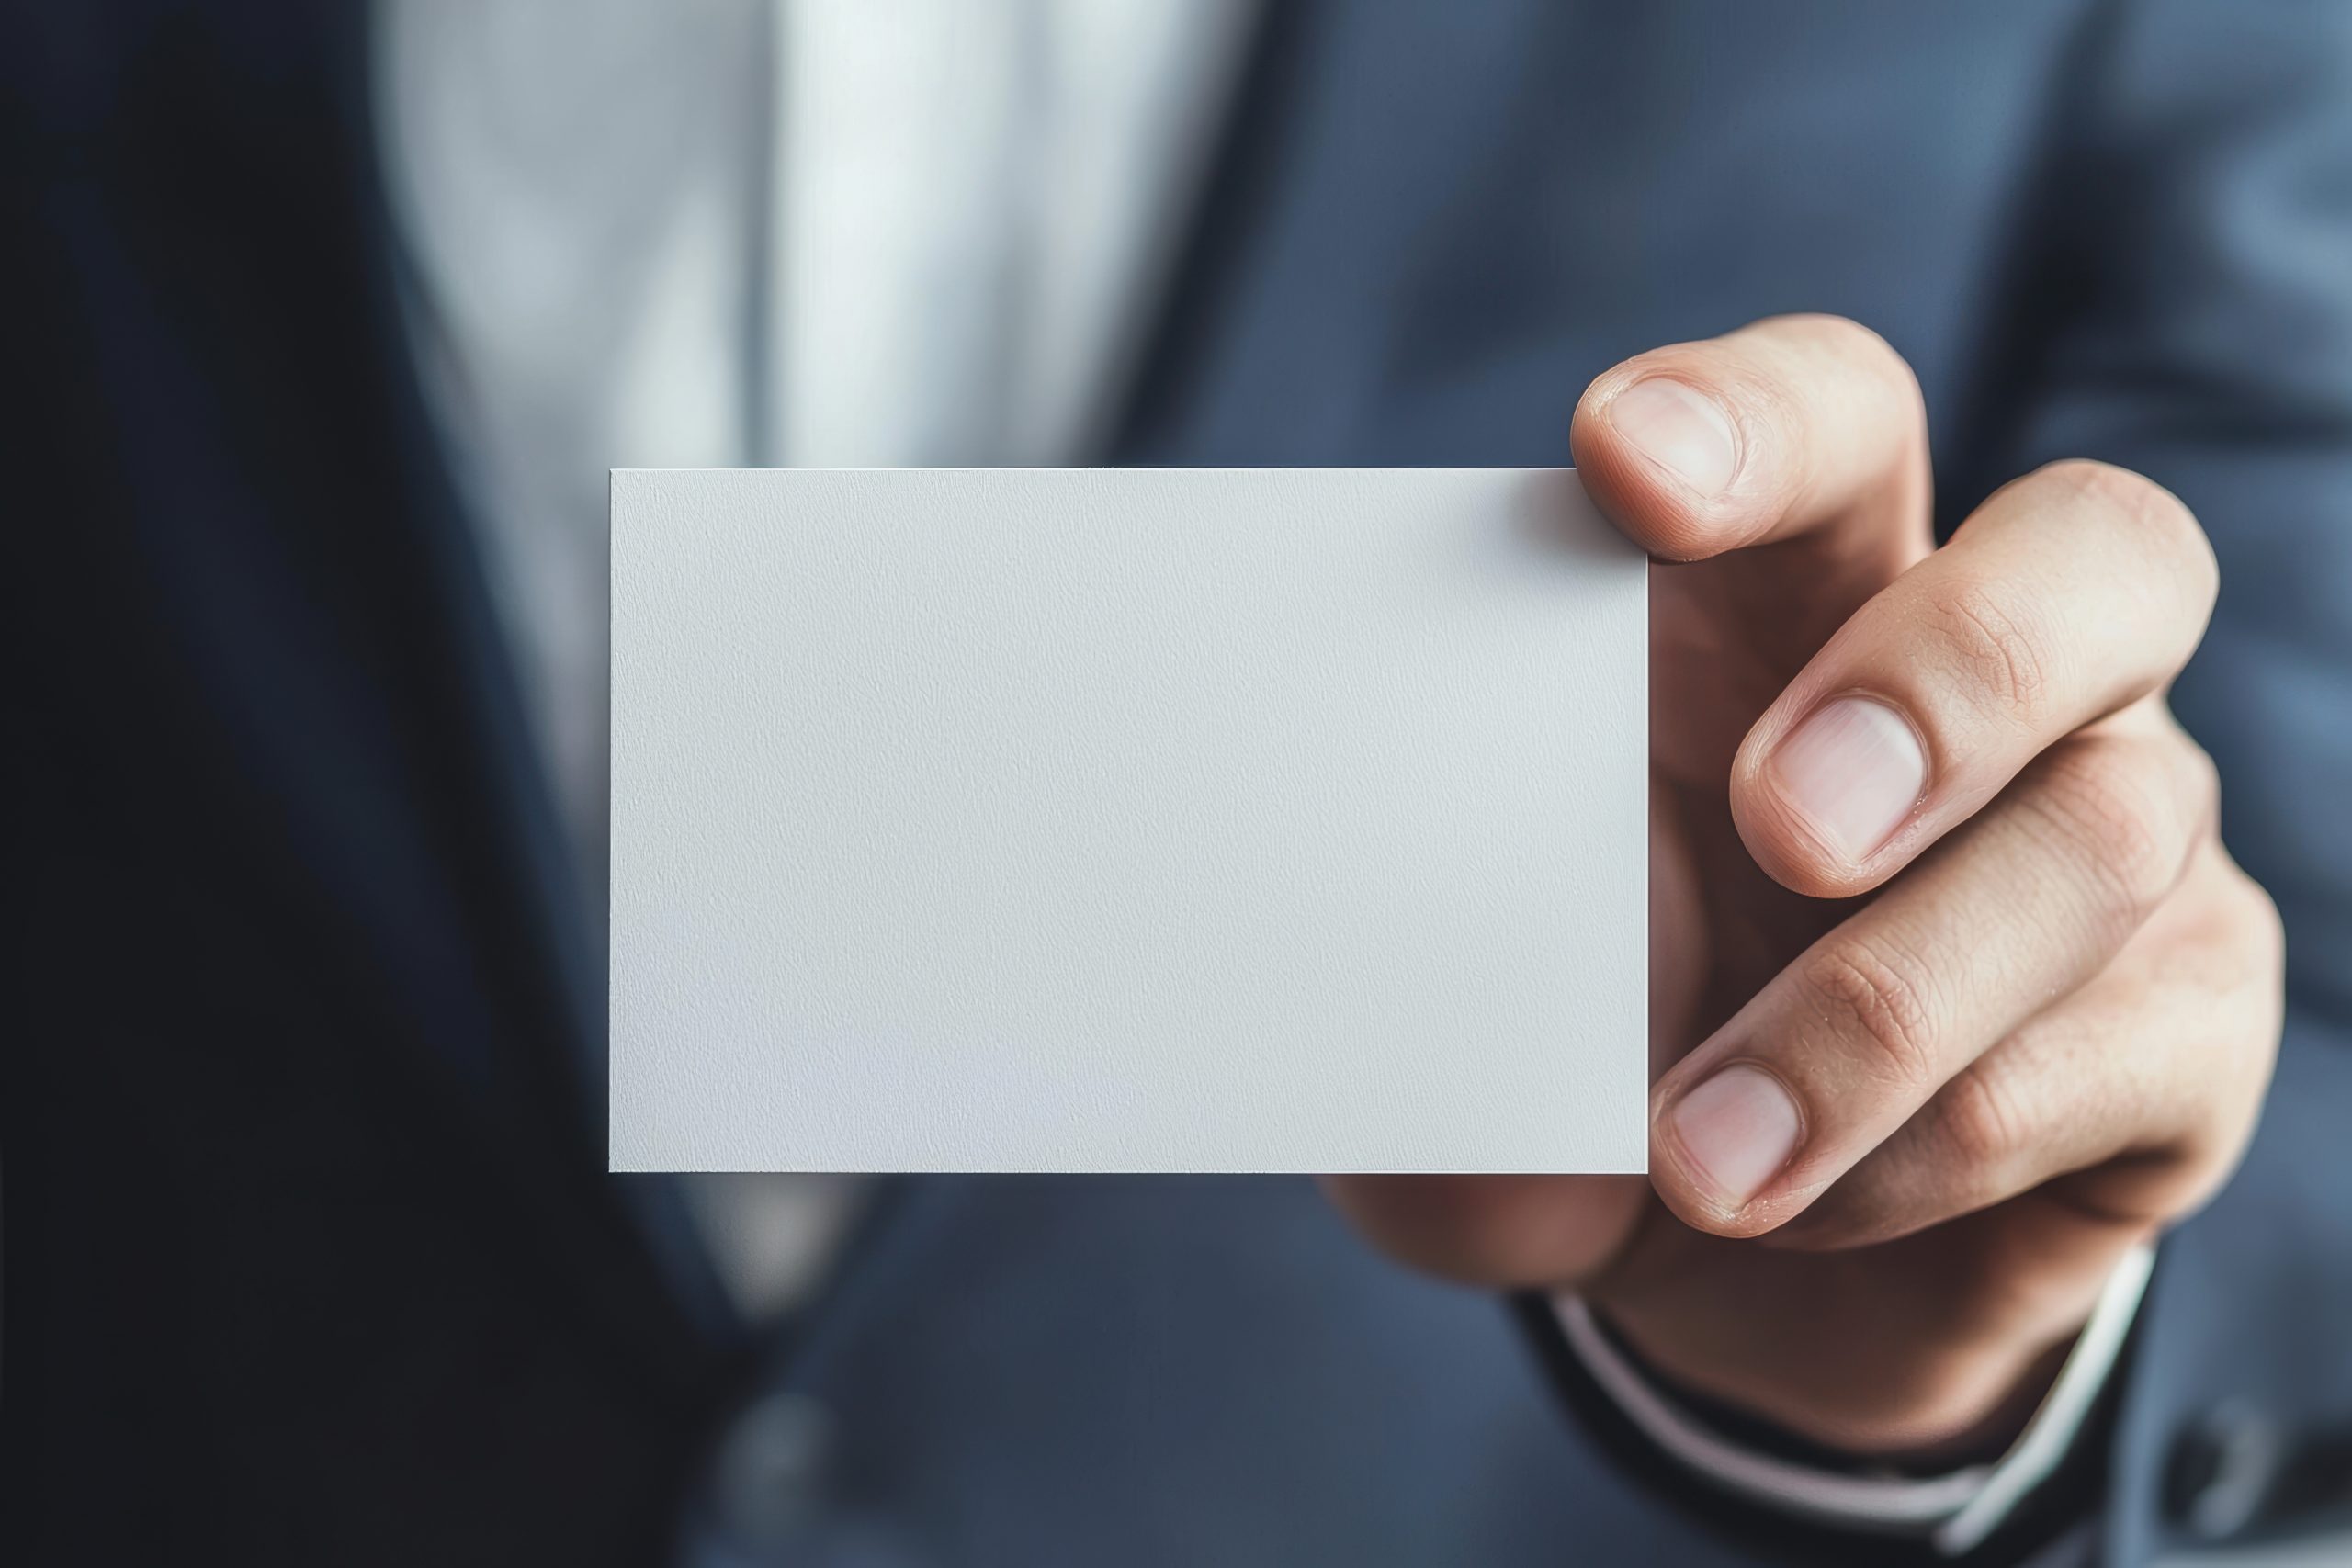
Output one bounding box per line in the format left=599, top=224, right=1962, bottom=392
left=610, top=468, right=1645, bottom=1173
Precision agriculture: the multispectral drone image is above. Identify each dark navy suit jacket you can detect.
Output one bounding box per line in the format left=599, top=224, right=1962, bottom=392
left=6, top=4, right=2351, bottom=1564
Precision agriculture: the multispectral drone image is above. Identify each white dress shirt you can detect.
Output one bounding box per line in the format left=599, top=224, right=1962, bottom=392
left=375, top=0, right=1250, bottom=1315
left=372, top=2, right=2133, bottom=1551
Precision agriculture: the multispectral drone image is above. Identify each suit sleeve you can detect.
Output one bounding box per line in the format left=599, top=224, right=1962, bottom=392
left=1940, top=2, right=2352, bottom=1559
left=1977, top=4, right=2352, bottom=1561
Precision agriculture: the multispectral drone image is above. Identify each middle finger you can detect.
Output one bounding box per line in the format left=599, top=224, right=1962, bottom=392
left=1728, top=459, right=2218, bottom=901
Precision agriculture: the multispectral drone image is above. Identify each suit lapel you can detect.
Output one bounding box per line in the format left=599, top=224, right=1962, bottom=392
left=79, top=2, right=735, bottom=1363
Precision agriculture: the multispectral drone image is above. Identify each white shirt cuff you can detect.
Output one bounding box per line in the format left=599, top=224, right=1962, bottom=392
left=1550, top=1242, right=2154, bottom=1557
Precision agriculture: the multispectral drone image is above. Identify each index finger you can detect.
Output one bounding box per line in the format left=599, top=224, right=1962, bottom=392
left=1570, top=313, right=1934, bottom=585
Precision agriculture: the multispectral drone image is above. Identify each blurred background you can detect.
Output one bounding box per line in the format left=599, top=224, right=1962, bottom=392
left=6, top=3, right=2350, bottom=1565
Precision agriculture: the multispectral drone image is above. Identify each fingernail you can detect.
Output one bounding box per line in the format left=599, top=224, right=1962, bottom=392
left=1669, top=1065, right=1803, bottom=1210
left=1770, top=696, right=1927, bottom=863
left=1607, top=378, right=1739, bottom=499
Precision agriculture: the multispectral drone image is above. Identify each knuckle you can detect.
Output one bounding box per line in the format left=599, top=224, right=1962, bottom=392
left=1745, top=311, right=1923, bottom=400
left=2039, top=459, right=2218, bottom=608
left=2176, top=731, right=2224, bottom=835
left=2174, top=1012, right=2278, bottom=1214
left=2222, top=860, right=2288, bottom=987
left=1779, top=311, right=1909, bottom=376
left=1796, top=936, right=1944, bottom=1092
left=1928, top=1066, right=2028, bottom=1177
left=2247, top=875, right=2287, bottom=973
left=2037, top=458, right=2179, bottom=526
left=1929, top=577, right=2056, bottom=722
left=2030, top=739, right=2191, bottom=931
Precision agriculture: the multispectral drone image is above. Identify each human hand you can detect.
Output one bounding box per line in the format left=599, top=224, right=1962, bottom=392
left=1330, top=315, right=2286, bottom=1456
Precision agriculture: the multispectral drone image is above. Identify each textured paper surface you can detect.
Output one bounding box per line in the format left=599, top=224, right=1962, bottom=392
left=610, top=468, right=1645, bottom=1172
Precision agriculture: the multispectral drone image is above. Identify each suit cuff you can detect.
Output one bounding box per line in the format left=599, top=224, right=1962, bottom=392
left=1548, top=1243, right=2153, bottom=1558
